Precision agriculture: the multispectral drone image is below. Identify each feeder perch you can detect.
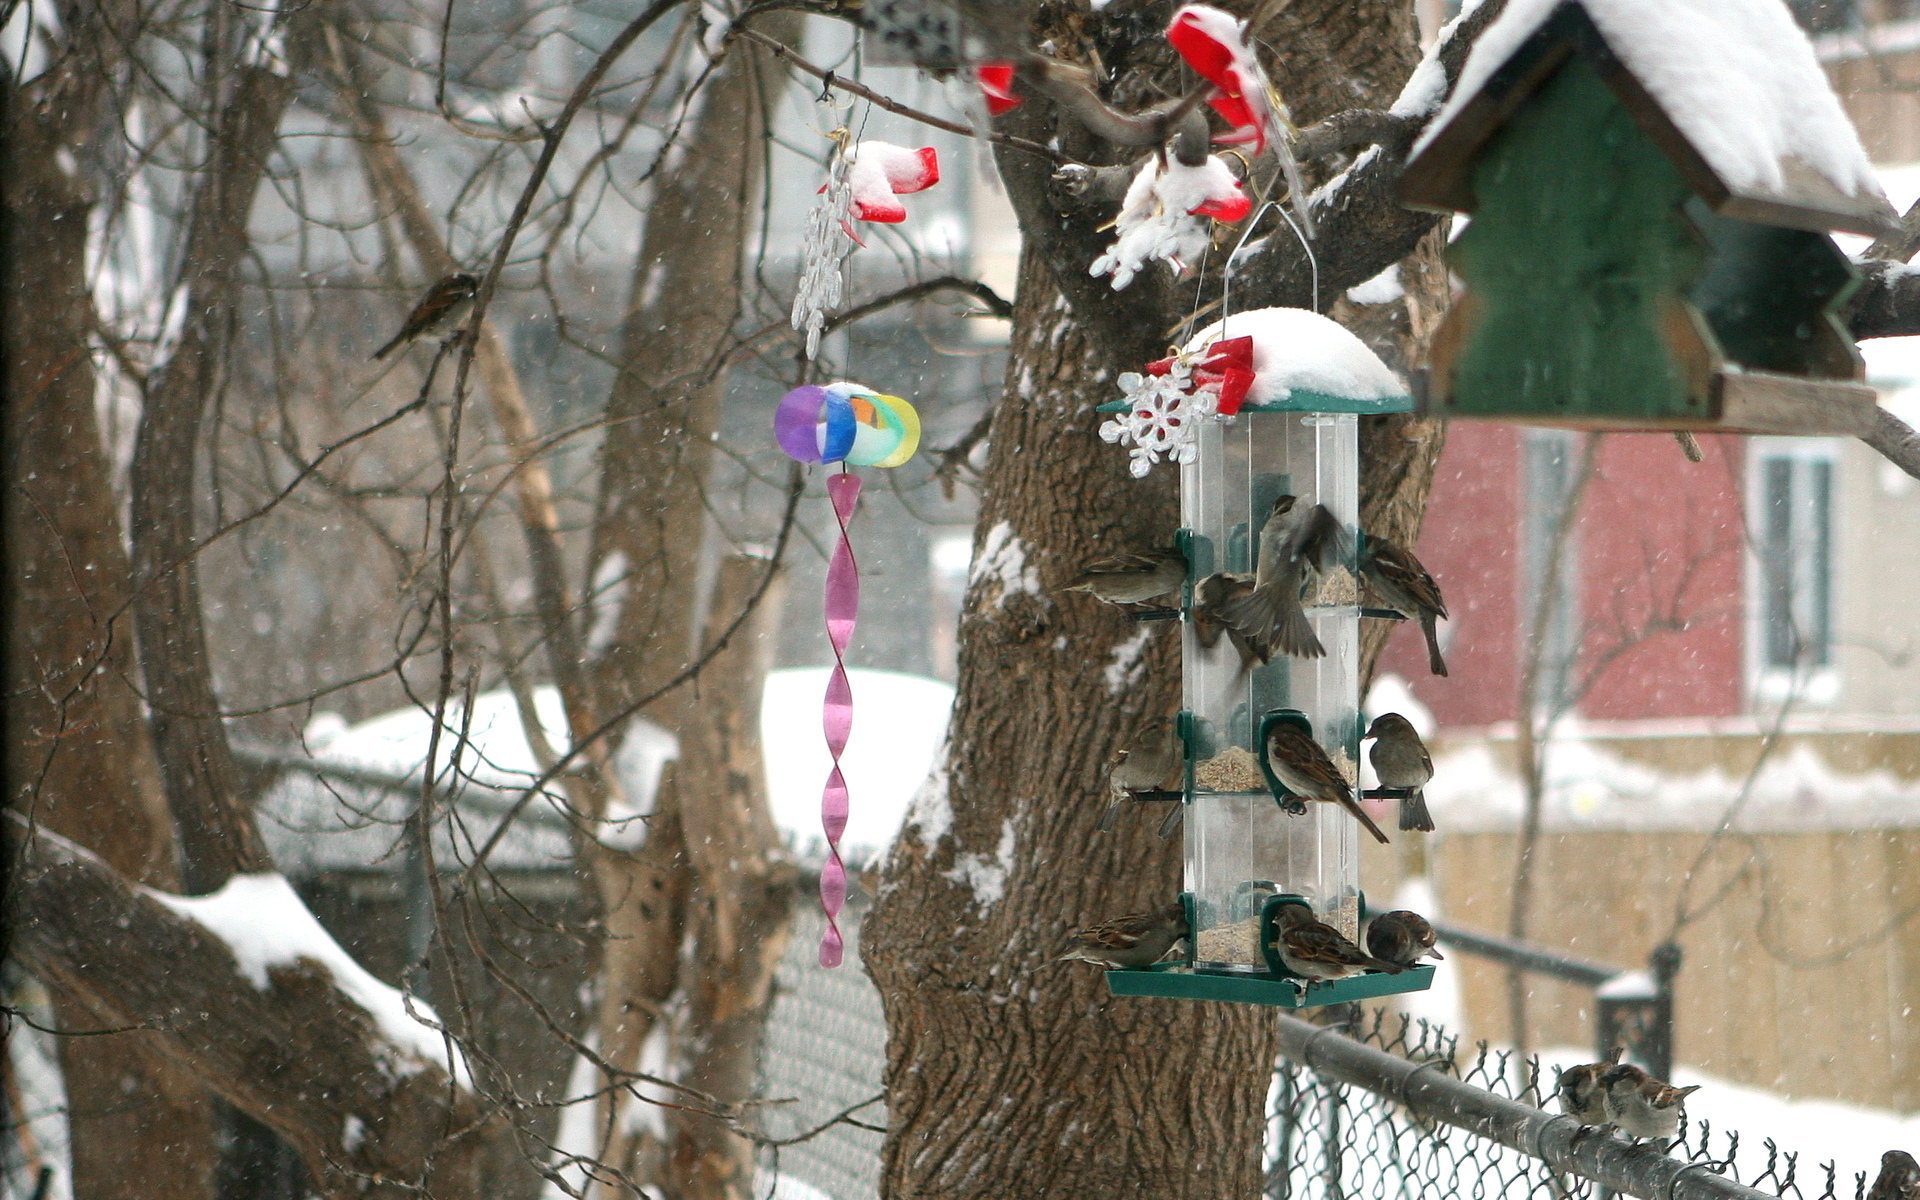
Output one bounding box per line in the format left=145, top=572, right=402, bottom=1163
left=1398, top=0, right=1898, bottom=437
left=1096, top=307, right=1431, bottom=1007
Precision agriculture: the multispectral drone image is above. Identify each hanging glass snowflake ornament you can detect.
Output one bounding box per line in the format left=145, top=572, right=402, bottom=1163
left=792, top=133, right=857, bottom=361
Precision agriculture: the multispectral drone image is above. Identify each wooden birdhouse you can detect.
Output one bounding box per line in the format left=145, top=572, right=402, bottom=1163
left=1398, top=0, right=1900, bottom=436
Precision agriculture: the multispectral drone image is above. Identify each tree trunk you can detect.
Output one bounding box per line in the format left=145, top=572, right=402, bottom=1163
left=864, top=3, right=1433, bottom=1195
left=663, top=556, right=796, bottom=1200
left=863, top=247, right=1277, bottom=1198
left=127, top=8, right=318, bottom=893
left=5, top=22, right=219, bottom=1197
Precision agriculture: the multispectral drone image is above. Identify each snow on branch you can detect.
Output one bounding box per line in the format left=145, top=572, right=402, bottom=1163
left=7, top=814, right=499, bottom=1197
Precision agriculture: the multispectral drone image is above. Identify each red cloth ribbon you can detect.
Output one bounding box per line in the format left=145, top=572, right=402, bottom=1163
left=977, top=63, right=1022, bottom=114
left=1144, top=335, right=1256, bottom=415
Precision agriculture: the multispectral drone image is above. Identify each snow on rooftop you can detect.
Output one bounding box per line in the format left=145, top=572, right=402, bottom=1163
left=148, top=873, right=471, bottom=1085
left=1425, top=729, right=1920, bottom=834
left=260, top=670, right=952, bottom=874
left=1183, top=307, right=1406, bottom=406
left=1418, top=0, right=1885, bottom=206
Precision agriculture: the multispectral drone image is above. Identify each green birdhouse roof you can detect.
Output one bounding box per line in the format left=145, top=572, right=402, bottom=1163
left=1400, top=0, right=1901, bottom=240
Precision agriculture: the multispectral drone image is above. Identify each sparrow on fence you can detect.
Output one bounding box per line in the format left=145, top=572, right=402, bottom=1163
left=1867, top=1150, right=1920, bottom=1200
left=1191, top=570, right=1267, bottom=670
left=1365, top=712, right=1436, bottom=833
left=372, top=272, right=479, bottom=361
left=1220, top=494, right=1349, bottom=661
left=1554, top=1046, right=1623, bottom=1127
left=1061, top=548, right=1187, bottom=609
left=1270, top=901, right=1404, bottom=981
left=1599, top=1062, right=1699, bottom=1145
left=1059, top=902, right=1190, bottom=969
left=1364, top=910, right=1443, bottom=970
left=1264, top=724, right=1390, bottom=845
left=1100, top=725, right=1183, bottom=832
left=1358, top=534, right=1449, bottom=677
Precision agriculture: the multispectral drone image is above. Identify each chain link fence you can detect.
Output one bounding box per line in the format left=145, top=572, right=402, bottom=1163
left=1267, top=1008, right=1863, bottom=1200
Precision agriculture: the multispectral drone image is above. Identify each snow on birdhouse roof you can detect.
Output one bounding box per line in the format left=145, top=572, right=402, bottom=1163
left=1184, top=307, right=1406, bottom=408
left=1405, top=0, right=1898, bottom=237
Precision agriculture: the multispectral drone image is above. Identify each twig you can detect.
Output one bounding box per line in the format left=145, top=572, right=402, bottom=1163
left=730, top=27, right=1070, bottom=164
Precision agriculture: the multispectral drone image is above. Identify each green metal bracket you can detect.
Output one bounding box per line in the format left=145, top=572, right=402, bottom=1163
left=1105, top=961, right=1436, bottom=1008
left=1256, top=709, right=1314, bottom=814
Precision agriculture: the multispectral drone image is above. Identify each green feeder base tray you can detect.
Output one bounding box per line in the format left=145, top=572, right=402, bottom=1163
left=1106, top=963, right=1436, bottom=1008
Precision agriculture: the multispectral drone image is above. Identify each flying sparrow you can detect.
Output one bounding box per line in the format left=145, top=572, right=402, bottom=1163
left=1059, top=902, right=1190, bottom=969
left=1554, top=1046, right=1623, bottom=1127
left=1191, top=571, right=1267, bottom=670
left=372, top=272, right=480, bottom=360
left=1364, top=909, right=1443, bottom=969
left=1365, top=712, right=1435, bottom=833
left=1269, top=901, right=1403, bottom=981
left=1061, top=548, right=1187, bottom=609
left=1101, top=724, right=1182, bottom=833
left=1358, top=535, right=1448, bottom=677
left=1264, top=724, right=1390, bottom=845
left=1220, top=495, right=1349, bottom=661
left=1868, top=1150, right=1920, bottom=1200
left=1599, top=1062, right=1699, bottom=1144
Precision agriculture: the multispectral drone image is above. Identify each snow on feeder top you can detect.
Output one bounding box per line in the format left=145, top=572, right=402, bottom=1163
left=1398, top=0, right=1898, bottom=436
left=1099, top=308, right=1430, bottom=1008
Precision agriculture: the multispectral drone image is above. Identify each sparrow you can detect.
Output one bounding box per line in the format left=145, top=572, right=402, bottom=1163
left=1219, top=495, right=1349, bottom=661
left=1554, top=1047, right=1623, bottom=1127
left=1263, top=724, right=1390, bottom=845
left=1100, top=725, right=1182, bottom=833
left=1867, top=1151, right=1920, bottom=1200
left=1058, top=902, right=1190, bottom=969
left=1061, top=548, right=1186, bottom=609
left=1364, top=910, right=1443, bottom=970
left=1599, top=1062, right=1699, bottom=1144
left=1358, top=535, right=1448, bottom=677
left=1269, top=901, right=1404, bottom=981
left=372, top=272, right=479, bottom=360
left=1365, top=712, right=1436, bottom=833
left=1191, top=571, right=1267, bottom=670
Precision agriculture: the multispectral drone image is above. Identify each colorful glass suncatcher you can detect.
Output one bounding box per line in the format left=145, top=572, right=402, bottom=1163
left=775, top=381, right=920, bottom=966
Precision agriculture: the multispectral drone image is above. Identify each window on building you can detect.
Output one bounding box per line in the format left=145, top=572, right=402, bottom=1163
left=1522, top=429, right=1585, bottom=716
left=1749, top=442, right=1838, bottom=702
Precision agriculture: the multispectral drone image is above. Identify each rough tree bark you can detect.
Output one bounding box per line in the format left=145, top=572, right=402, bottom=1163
left=4, top=4, right=219, bottom=1190
left=864, top=2, right=1434, bottom=1196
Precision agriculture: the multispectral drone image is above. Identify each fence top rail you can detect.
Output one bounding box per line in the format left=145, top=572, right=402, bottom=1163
left=1274, top=1014, right=1784, bottom=1200
left=1424, top=915, right=1623, bottom=988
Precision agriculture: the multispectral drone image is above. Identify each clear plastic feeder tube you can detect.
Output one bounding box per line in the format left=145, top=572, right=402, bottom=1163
left=1182, top=411, right=1361, bottom=973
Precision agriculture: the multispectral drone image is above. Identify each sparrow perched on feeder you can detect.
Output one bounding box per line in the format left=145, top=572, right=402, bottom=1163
left=1270, top=901, right=1404, bottom=981
left=1365, top=712, right=1435, bottom=833
left=1061, top=548, right=1187, bottom=610
left=1554, top=1046, right=1623, bottom=1127
left=372, top=272, right=480, bottom=361
left=1358, top=534, right=1449, bottom=677
left=1263, top=724, right=1390, bottom=845
left=1058, top=902, right=1190, bottom=969
left=1100, top=725, right=1183, bottom=833
left=1191, top=570, right=1266, bottom=669
left=1599, top=1062, right=1699, bottom=1145
left=1364, top=910, right=1443, bottom=970
left=1221, top=494, right=1348, bottom=661
left=1867, top=1150, right=1920, bottom=1200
